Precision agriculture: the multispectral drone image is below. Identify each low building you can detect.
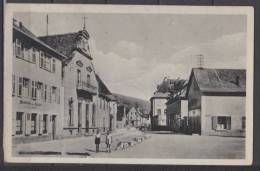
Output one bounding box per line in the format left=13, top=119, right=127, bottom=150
left=12, top=20, right=66, bottom=144
left=166, top=85, right=188, bottom=133
left=186, top=68, right=246, bottom=137
left=95, top=74, right=117, bottom=132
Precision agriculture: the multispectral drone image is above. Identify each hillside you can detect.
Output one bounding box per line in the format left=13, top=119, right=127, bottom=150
left=113, top=93, right=150, bottom=114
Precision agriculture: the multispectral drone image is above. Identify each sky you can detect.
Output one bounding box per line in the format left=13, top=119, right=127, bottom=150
left=14, top=12, right=247, bottom=101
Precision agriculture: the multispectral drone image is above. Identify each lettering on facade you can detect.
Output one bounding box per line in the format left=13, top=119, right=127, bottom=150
left=19, top=100, right=42, bottom=107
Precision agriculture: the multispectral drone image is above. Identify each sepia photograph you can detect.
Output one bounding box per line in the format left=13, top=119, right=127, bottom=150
left=3, top=4, right=254, bottom=165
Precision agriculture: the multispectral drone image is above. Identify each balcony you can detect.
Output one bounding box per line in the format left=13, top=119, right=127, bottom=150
left=77, top=81, right=97, bottom=95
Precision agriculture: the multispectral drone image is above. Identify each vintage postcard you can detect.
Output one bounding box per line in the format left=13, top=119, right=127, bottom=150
left=3, top=4, right=254, bottom=165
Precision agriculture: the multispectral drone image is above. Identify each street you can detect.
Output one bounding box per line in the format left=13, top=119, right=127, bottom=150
left=13, top=130, right=245, bottom=159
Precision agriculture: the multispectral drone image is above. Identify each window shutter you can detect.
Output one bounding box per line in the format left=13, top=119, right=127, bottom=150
left=25, top=113, right=31, bottom=135
left=212, top=116, right=217, bottom=130
left=39, top=115, right=43, bottom=134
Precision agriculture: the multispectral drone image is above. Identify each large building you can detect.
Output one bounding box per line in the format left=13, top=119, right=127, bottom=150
left=12, top=20, right=66, bottom=144
left=186, top=68, right=246, bottom=137
left=40, top=26, right=101, bottom=137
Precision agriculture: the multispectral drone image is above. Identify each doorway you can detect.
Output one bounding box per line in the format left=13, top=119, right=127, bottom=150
left=51, top=115, right=56, bottom=140
left=85, top=104, right=89, bottom=133
left=78, top=102, right=82, bottom=134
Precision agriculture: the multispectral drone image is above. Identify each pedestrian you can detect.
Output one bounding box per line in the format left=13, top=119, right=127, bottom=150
left=106, top=130, right=112, bottom=153
left=95, top=129, right=101, bottom=153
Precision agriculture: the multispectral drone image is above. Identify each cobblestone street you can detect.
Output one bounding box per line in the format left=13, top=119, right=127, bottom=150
left=13, top=130, right=245, bottom=159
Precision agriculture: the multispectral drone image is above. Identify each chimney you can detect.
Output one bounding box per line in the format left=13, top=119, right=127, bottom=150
left=19, top=22, right=23, bottom=28
left=235, top=76, right=240, bottom=86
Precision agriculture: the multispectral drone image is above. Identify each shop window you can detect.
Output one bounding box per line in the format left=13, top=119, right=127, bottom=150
left=31, top=113, right=37, bottom=134
left=16, top=112, right=23, bottom=135
left=43, top=114, right=48, bottom=134
left=242, top=117, right=246, bottom=130
left=212, top=116, right=231, bottom=130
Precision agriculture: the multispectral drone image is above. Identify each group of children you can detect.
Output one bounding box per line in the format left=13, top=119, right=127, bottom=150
left=95, top=130, right=112, bottom=153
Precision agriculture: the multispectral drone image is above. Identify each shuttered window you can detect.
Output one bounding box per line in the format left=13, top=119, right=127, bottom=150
left=16, top=112, right=23, bottom=135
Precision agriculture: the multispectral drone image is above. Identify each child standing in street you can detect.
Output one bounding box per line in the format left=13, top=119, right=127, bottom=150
left=106, top=130, right=112, bottom=153
left=95, top=129, right=101, bottom=153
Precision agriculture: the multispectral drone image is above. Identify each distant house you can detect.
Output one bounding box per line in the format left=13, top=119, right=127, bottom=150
left=126, top=107, right=150, bottom=128
left=150, top=92, right=170, bottom=130
left=186, top=68, right=246, bottom=137
left=166, top=84, right=188, bottom=133
left=150, top=78, right=186, bottom=130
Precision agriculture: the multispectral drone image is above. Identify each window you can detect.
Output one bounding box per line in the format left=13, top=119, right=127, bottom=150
left=18, top=77, right=23, bottom=96
left=52, top=59, right=56, bottom=72
left=31, top=48, right=37, bottom=63
left=87, top=74, right=90, bottom=85
left=31, top=81, right=37, bottom=100
left=40, top=51, right=44, bottom=68
left=12, top=75, right=16, bottom=96
left=23, top=78, right=30, bottom=97
left=44, top=84, right=47, bottom=102
left=45, top=56, right=51, bottom=71
left=157, top=109, right=161, bottom=115
left=15, top=39, right=23, bottom=58
left=77, top=70, right=81, bottom=85
left=36, top=82, right=43, bottom=100
left=92, top=104, right=96, bottom=127
left=43, top=114, right=48, bottom=134
left=242, top=117, right=246, bottom=130
left=51, top=86, right=57, bottom=103
left=212, top=116, right=231, bottom=130
left=16, top=112, right=23, bottom=135
left=31, top=113, right=37, bottom=134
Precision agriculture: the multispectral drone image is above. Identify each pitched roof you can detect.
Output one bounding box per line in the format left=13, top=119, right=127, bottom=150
left=95, top=74, right=116, bottom=101
left=13, top=19, right=67, bottom=60
left=39, top=30, right=91, bottom=60
left=150, top=92, right=170, bottom=99
left=187, top=68, right=246, bottom=95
